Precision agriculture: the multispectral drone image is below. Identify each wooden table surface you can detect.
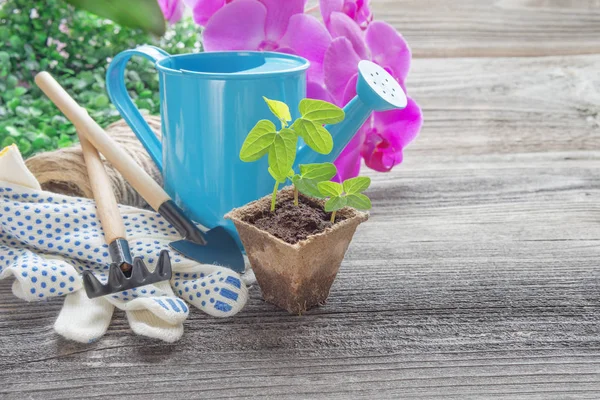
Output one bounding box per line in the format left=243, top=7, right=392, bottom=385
left=2, top=1, right=599, bottom=398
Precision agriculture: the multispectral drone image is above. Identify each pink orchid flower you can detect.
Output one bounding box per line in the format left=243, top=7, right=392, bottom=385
left=360, top=99, right=422, bottom=172
left=201, top=1, right=421, bottom=180
left=320, top=0, right=373, bottom=30
left=183, top=0, right=234, bottom=26
left=203, top=0, right=330, bottom=83
left=315, top=15, right=422, bottom=180
left=158, top=0, right=186, bottom=24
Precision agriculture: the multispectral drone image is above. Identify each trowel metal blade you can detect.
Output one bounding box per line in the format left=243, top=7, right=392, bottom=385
left=169, top=226, right=245, bottom=273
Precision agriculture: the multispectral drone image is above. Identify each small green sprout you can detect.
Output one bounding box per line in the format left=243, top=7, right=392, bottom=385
left=292, top=98, right=345, bottom=155
left=290, top=162, right=337, bottom=206
left=317, top=177, right=372, bottom=223
left=239, top=97, right=371, bottom=222
left=239, top=97, right=344, bottom=212
left=263, top=97, right=292, bottom=129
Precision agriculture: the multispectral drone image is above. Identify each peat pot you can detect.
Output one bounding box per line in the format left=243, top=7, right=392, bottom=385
left=226, top=188, right=368, bottom=314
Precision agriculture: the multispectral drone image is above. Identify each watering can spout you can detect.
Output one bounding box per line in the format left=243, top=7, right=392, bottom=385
left=296, top=60, right=408, bottom=166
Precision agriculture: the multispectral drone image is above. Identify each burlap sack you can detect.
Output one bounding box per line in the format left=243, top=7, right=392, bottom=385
left=226, top=187, right=368, bottom=314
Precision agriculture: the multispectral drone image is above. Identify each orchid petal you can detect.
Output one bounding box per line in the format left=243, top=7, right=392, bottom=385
left=365, top=21, right=411, bottom=83
left=342, top=1, right=357, bottom=20
left=373, top=97, right=423, bottom=149
left=184, top=0, right=227, bottom=26
left=362, top=98, right=422, bottom=172
left=309, top=61, right=325, bottom=86
left=319, top=0, right=343, bottom=26
left=279, top=14, right=331, bottom=64
left=279, top=14, right=331, bottom=84
left=203, top=0, right=267, bottom=51
left=362, top=139, right=402, bottom=172
left=259, top=0, right=305, bottom=41
left=340, top=73, right=358, bottom=107
left=274, top=46, right=296, bottom=55
left=321, top=0, right=372, bottom=30
left=323, top=37, right=361, bottom=105
left=328, top=12, right=369, bottom=59
left=159, top=0, right=186, bottom=24
left=353, top=0, right=373, bottom=29
left=333, top=120, right=369, bottom=181
left=307, top=80, right=335, bottom=103
left=277, top=46, right=324, bottom=83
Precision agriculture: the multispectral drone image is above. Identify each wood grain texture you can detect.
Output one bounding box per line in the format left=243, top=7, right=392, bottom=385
left=372, top=0, right=600, bottom=58
left=407, top=54, right=600, bottom=156
left=78, top=131, right=127, bottom=243
left=1, top=53, right=599, bottom=398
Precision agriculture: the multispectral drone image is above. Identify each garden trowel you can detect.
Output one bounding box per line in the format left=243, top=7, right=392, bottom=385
left=35, top=72, right=245, bottom=273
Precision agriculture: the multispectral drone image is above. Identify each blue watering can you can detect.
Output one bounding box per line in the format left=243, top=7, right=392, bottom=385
left=106, top=46, right=407, bottom=249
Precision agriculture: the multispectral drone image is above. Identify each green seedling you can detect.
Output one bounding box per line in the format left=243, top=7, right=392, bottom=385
left=318, top=177, right=373, bottom=223
left=239, top=97, right=344, bottom=212
left=289, top=162, right=338, bottom=206
left=263, top=97, right=292, bottom=129
left=291, top=99, right=345, bottom=155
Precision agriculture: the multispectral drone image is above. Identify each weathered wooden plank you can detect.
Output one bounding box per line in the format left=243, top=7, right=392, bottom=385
left=1, top=54, right=599, bottom=398
left=407, top=54, right=600, bottom=156
left=1, top=151, right=598, bottom=398
left=372, top=0, right=600, bottom=58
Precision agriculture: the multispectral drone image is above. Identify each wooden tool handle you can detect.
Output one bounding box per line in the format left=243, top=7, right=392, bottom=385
left=76, top=127, right=126, bottom=244
left=34, top=71, right=170, bottom=210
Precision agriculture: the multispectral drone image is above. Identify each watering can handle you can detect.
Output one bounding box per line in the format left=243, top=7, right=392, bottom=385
left=105, top=45, right=170, bottom=172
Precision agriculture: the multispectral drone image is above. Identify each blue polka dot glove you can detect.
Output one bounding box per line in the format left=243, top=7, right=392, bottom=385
left=0, top=145, right=249, bottom=343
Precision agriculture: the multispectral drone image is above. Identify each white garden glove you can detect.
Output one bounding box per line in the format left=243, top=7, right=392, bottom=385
left=0, top=145, right=249, bottom=343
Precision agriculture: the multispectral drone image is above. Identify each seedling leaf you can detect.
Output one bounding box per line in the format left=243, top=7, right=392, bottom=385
left=346, top=193, right=372, bottom=210
left=268, top=167, right=288, bottom=184
left=325, top=196, right=347, bottom=212
left=239, top=120, right=277, bottom=162
left=293, top=119, right=333, bottom=154
left=299, top=99, right=345, bottom=124
left=300, top=163, right=337, bottom=181
left=318, top=181, right=343, bottom=197
left=268, top=128, right=297, bottom=181
left=295, top=178, right=327, bottom=199
left=239, top=96, right=364, bottom=214
left=263, top=97, right=292, bottom=127
left=343, top=176, right=371, bottom=194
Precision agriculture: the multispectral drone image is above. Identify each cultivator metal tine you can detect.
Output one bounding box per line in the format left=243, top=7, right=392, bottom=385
left=155, top=250, right=172, bottom=278
left=83, top=251, right=173, bottom=298
left=82, top=271, right=107, bottom=299
left=107, top=263, right=127, bottom=289
left=130, top=258, right=151, bottom=281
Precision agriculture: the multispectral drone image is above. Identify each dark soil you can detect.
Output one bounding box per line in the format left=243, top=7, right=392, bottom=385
left=244, top=195, right=344, bottom=244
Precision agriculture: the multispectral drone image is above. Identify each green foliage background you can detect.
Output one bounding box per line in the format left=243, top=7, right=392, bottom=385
left=0, top=0, right=200, bottom=156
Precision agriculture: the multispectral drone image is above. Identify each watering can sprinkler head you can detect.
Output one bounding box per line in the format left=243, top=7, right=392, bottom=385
left=355, top=60, right=407, bottom=111
left=297, top=60, right=408, bottom=166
